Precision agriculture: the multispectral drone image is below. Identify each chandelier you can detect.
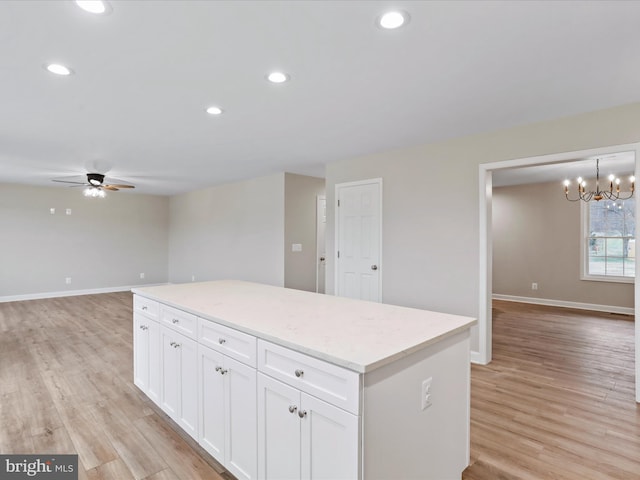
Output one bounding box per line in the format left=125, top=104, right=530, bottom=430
left=563, top=159, right=635, bottom=202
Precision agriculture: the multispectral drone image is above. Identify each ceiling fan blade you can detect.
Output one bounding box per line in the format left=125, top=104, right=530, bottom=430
left=52, top=179, right=87, bottom=185
left=102, top=185, right=119, bottom=191
left=105, top=184, right=135, bottom=189
left=103, top=176, right=134, bottom=186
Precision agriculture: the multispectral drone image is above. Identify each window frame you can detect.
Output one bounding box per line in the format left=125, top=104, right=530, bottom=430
left=580, top=200, right=635, bottom=283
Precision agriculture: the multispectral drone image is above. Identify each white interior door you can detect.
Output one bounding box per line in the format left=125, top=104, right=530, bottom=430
left=316, top=195, right=326, bottom=294
left=335, top=179, right=382, bottom=302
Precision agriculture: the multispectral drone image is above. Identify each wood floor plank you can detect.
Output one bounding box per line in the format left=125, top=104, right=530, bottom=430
left=0, top=293, right=229, bottom=479
left=464, top=300, right=639, bottom=480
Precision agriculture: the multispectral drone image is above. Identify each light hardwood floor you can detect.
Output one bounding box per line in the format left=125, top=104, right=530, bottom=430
left=0, top=292, right=231, bottom=480
left=1, top=294, right=638, bottom=479
left=463, top=300, right=639, bottom=480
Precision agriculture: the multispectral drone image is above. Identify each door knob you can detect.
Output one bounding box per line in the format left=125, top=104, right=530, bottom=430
left=371, top=265, right=378, bottom=270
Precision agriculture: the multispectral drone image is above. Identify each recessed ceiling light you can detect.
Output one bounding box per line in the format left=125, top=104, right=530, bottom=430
left=75, top=0, right=110, bottom=14
left=45, top=64, right=73, bottom=76
left=206, top=106, right=223, bottom=115
left=378, top=11, right=409, bottom=29
left=266, top=72, right=290, bottom=84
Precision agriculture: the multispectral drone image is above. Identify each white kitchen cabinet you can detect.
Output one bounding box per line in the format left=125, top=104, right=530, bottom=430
left=160, top=325, right=198, bottom=441
left=257, top=373, right=358, bottom=480
left=199, top=344, right=257, bottom=480
left=133, top=313, right=161, bottom=403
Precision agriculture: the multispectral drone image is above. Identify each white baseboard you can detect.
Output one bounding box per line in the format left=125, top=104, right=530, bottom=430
left=492, top=294, right=634, bottom=316
left=470, top=351, right=484, bottom=365
left=0, top=283, right=168, bottom=303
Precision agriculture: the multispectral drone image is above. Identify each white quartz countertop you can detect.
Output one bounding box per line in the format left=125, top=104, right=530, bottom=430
left=132, top=280, right=476, bottom=373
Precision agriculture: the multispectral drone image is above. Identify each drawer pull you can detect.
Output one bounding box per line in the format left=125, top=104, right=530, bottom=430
left=218, top=338, right=226, bottom=345
left=172, top=318, right=180, bottom=324
left=288, top=405, right=298, bottom=414
left=142, top=306, right=148, bottom=311
left=173, top=343, right=181, bottom=349
left=169, top=341, right=176, bottom=347
left=214, top=366, right=227, bottom=375
left=294, top=369, right=304, bottom=378
left=298, top=410, right=307, bottom=418
left=140, top=325, right=148, bottom=331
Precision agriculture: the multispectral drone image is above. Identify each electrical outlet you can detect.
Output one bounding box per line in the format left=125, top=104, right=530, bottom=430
left=65, top=208, right=72, bottom=215
left=65, top=277, right=72, bottom=285
left=292, top=243, right=302, bottom=252
left=140, top=273, right=145, bottom=279
left=421, top=377, right=433, bottom=410
left=532, top=282, right=538, bottom=290
left=50, top=208, right=56, bottom=215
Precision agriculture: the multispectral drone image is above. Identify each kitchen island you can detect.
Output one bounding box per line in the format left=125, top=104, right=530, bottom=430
left=132, top=280, right=476, bottom=480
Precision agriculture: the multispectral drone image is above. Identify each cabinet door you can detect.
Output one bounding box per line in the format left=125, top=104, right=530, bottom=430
left=225, top=356, right=257, bottom=480
left=258, top=374, right=301, bottom=480
left=147, top=319, right=161, bottom=404
left=300, top=393, right=359, bottom=480
left=199, top=345, right=226, bottom=462
left=133, top=314, right=150, bottom=392
left=178, top=334, right=199, bottom=440
left=160, top=327, right=180, bottom=420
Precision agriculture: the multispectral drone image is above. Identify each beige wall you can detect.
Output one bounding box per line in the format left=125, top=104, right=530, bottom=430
left=0, top=184, right=169, bottom=298
left=493, top=181, right=633, bottom=308
left=284, top=173, right=325, bottom=292
left=168, top=173, right=286, bottom=287
left=326, top=102, right=640, bottom=353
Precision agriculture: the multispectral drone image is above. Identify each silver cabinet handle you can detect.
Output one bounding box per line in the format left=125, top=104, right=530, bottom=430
left=371, top=265, right=378, bottom=271
left=294, top=369, right=304, bottom=378
left=215, top=366, right=222, bottom=372
left=140, top=325, right=148, bottom=330
left=214, top=366, right=227, bottom=374
left=298, top=410, right=307, bottom=418
left=172, top=318, right=180, bottom=324
left=173, top=343, right=181, bottom=349
left=169, top=341, right=175, bottom=347
left=142, top=306, right=148, bottom=311
left=288, top=405, right=297, bottom=414
left=219, top=338, right=226, bottom=344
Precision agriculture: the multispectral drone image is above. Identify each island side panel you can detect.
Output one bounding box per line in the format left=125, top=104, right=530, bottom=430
left=362, top=329, right=471, bottom=480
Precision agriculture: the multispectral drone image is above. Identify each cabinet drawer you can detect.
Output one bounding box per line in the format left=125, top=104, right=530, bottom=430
left=198, top=318, right=257, bottom=367
left=134, top=295, right=159, bottom=320
left=160, top=304, right=197, bottom=340
left=257, top=340, right=360, bottom=415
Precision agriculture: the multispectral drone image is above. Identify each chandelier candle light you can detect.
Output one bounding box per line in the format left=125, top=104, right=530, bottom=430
left=563, top=159, right=635, bottom=202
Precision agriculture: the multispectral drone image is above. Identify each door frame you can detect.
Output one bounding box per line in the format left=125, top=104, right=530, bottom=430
left=478, top=142, right=640, bottom=402
left=334, top=178, right=383, bottom=302
left=316, top=194, right=326, bottom=294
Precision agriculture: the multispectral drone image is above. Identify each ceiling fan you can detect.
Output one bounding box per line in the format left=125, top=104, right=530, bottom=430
left=52, top=172, right=135, bottom=197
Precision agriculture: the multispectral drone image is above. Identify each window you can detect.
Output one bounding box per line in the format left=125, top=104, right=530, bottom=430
left=582, top=199, right=635, bottom=282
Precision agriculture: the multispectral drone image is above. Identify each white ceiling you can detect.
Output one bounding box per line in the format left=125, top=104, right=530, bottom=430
left=2, top=1, right=640, bottom=196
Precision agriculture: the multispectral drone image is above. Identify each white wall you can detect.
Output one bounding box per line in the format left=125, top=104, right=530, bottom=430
left=326, top=102, right=640, bottom=354
left=0, top=184, right=169, bottom=299
left=168, top=173, right=286, bottom=287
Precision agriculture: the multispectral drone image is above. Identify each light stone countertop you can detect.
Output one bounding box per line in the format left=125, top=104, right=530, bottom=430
left=132, top=280, right=476, bottom=373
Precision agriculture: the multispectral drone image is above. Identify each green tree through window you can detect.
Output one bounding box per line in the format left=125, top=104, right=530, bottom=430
left=586, top=200, right=635, bottom=278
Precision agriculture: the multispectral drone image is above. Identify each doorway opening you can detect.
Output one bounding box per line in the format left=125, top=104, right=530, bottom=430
left=478, top=143, right=640, bottom=402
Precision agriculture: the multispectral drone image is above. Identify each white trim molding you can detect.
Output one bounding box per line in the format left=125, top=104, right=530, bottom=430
left=493, top=294, right=634, bottom=316
left=0, top=283, right=168, bottom=303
